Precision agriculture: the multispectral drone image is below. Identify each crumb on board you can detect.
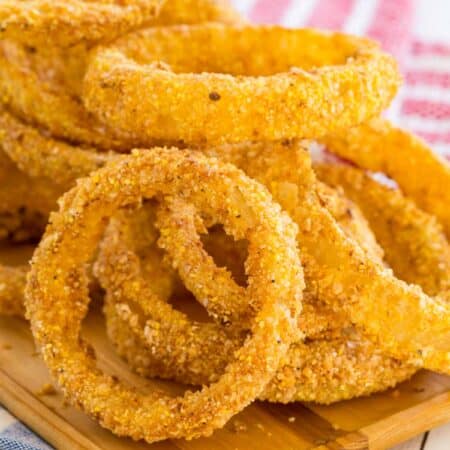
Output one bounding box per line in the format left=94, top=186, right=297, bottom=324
left=391, top=389, right=400, bottom=398
left=231, top=420, right=247, bottom=433
left=36, top=383, right=57, bottom=396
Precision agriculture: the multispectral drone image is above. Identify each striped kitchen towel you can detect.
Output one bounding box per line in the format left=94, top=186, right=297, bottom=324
left=0, top=406, right=51, bottom=450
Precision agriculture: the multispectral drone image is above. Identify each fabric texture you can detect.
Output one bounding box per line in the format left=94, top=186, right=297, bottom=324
left=0, top=408, right=51, bottom=449
left=1, top=0, right=448, bottom=448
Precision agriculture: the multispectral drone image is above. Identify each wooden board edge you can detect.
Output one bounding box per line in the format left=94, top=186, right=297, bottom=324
left=310, top=391, right=450, bottom=450
left=361, top=391, right=450, bottom=450
left=0, top=360, right=448, bottom=450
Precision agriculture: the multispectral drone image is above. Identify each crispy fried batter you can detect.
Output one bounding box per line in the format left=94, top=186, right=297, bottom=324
left=2, top=0, right=442, bottom=439
left=99, top=201, right=417, bottom=404
left=84, top=25, right=400, bottom=145
left=322, top=118, right=450, bottom=237
left=315, top=163, right=450, bottom=297
left=0, top=2, right=244, bottom=150
left=26, top=149, right=303, bottom=442
left=202, top=141, right=449, bottom=372
left=0, top=0, right=164, bottom=47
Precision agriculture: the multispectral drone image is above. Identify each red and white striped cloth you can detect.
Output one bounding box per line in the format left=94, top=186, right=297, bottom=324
left=231, top=0, right=450, bottom=159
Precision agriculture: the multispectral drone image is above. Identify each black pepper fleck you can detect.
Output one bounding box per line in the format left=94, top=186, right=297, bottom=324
left=209, top=92, right=221, bottom=101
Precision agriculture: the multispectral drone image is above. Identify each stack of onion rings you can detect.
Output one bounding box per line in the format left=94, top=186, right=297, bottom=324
left=0, top=1, right=244, bottom=149
left=26, top=148, right=304, bottom=442
left=0, top=0, right=446, bottom=443
left=96, top=194, right=418, bottom=405
left=97, top=140, right=450, bottom=405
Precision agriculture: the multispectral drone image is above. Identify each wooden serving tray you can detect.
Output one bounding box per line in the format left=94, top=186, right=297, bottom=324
left=0, top=246, right=449, bottom=449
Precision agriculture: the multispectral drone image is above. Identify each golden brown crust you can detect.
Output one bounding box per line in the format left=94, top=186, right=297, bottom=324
left=26, top=148, right=303, bottom=442
left=0, top=0, right=164, bottom=47
left=83, top=25, right=400, bottom=145
left=201, top=141, right=450, bottom=372
left=321, top=118, right=450, bottom=238
left=98, top=202, right=417, bottom=404
left=315, top=163, right=450, bottom=297
left=0, top=3, right=244, bottom=149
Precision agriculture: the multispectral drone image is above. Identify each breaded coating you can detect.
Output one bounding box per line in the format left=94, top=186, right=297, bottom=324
left=202, top=141, right=450, bottom=372
left=26, top=149, right=303, bottom=442
left=315, top=163, right=450, bottom=298
left=83, top=25, right=400, bottom=145
left=0, top=3, right=244, bottom=150
left=0, top=0, right=164, bottom=47
left=322, top=117, right=450, bottom=237
left=98, top=203, right=417, bottom=404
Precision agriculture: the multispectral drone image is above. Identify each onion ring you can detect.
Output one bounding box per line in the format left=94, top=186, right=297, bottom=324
left=25, top=148, right=304, bottom=442
left=97, top=202, right=417, bottom=404
left=315, top=163, right=450, bottom=298
left=200, top=141, right=449, bottom=372
left=83, top=25, right=400, bottom=145
left=321, top=118, right=450, bottom=237
left=0, top=149, right=60, bottom=316
left=0, top=0, right=164, bottom=48
left=1, top=0, right=242, bottom=100
left=156, top=198, right=251, bottom=326
left=0, top=107, right=111, bottom=189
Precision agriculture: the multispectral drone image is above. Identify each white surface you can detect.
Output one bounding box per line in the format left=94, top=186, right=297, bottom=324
left=393, top=422, right=450, bottom=449
left=414, top=0, right=450, bottom=41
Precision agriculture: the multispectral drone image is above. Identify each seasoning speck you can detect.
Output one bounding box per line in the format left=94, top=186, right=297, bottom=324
left=209, top=92, right=221, bottom=101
